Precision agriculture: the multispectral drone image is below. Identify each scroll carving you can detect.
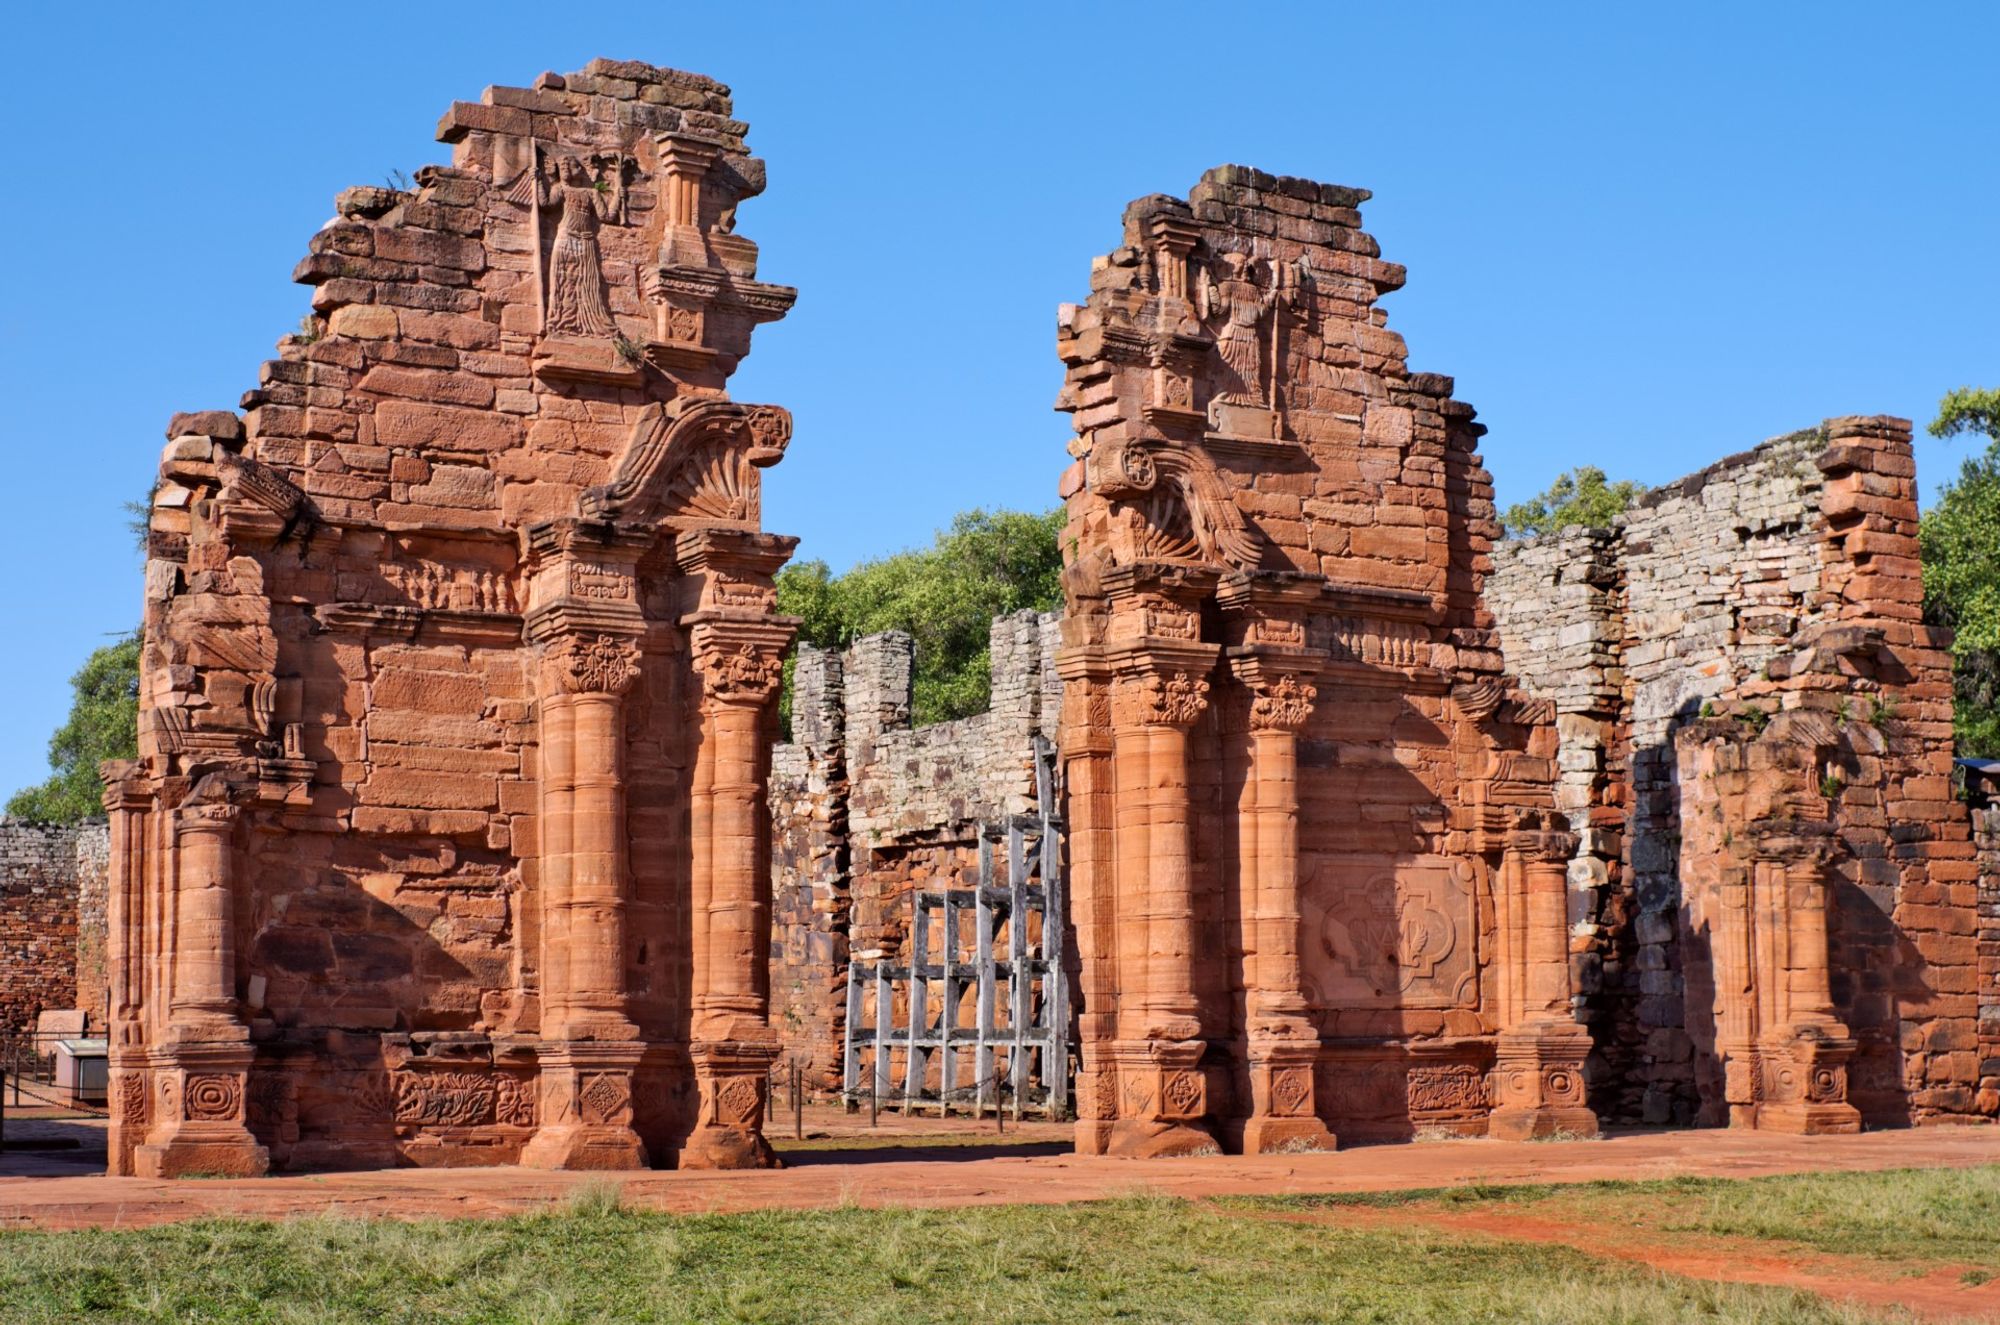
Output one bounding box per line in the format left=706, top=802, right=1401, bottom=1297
left=1093, top=432, right=1259, bottom=570
left=582, top=399, right=793, bottom=524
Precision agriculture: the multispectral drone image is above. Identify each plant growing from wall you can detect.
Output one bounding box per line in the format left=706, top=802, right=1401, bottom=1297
left=1921, top=387, right=2000, bottom=757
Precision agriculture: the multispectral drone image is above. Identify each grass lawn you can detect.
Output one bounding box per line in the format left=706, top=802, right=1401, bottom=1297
left=1250, top=1164, right=2000, bottom=1268
left=0, top=1186, right=1907, bottom=1325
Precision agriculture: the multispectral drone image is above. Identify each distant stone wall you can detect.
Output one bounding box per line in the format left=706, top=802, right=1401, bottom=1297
left=0, top=819, right=110, bottom=1033
left=769, top=611, right=1061, bottom=1086
left=1976, top=806, right=2000, bottom=1116
left=1493, top=418, right=1983, bottom=1127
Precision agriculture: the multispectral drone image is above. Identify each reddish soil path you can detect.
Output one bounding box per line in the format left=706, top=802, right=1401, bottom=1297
left=1244, top=1202, right=2000, bottom=1323
left=2, top=1125, right=1996, bottom=1238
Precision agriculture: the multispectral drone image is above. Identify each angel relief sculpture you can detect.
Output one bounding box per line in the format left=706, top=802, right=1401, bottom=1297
left=1195, top=251, right=1310, bottom=411
left=509, top=150, right=632, bottom=339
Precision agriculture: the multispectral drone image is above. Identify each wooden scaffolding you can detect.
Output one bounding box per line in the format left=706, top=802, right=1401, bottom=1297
left=841, top=737, right=1071, bottom=1118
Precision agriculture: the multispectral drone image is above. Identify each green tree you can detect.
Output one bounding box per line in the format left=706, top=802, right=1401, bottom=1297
left=776, top=507, right=1066, bottom=728
left=1921, top=388, right=2000, bottom=757
left=7, top=634, right=141, bottom=824
left=1502, top=466, right=1642, bottom=538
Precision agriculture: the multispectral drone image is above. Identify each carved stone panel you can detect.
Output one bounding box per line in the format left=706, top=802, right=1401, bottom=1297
left=1302, top=857, right=1478, bottom=1010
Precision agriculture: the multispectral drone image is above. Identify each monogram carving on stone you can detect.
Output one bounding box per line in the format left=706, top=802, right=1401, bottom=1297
left=1305, top=860, right=1477, bottom=1010
left=1143, top=671, right=1210, bottom=727
left=184, top=1073, right=242, bottom=1122
left=1250, top=675, right=1317, bottom=732
left=700, top=643, right=782, bottom=702
left=393, top=1071, right=495, bottom=1127
left=579, top=1072, right=631, bottom=1126
left=1406, top=1064, right=1489, bottom=1114
left=554, top=634, right=643, bottom=696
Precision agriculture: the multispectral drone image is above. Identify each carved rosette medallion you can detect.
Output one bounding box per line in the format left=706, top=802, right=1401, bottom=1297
left=184, top=1073, right=242, bottom=1122
left=1142, top=671, right=1210, bottom=728
left=697, top=643, right=782, bottom=704
left=1807, top=1063, right=1845, bottom=1104
left=553, top=634, right=643, bottom=696
left=1250, top=674, right=1317, bottom=733
left=578, top=1072, right=632, bottom=1126
left=1542, top=1066, right=1585, bottom=1107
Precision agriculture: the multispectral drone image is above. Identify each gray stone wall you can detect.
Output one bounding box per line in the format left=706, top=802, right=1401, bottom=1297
left=769, top=610, right=1062, bottom=1086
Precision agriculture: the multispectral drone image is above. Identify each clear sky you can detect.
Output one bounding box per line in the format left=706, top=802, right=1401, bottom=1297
left=1, top=2, right=1993, bottom=801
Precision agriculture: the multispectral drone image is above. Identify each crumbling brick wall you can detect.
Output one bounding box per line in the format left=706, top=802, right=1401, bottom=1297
left=1976, top=805, right=2000, bottom=1115
left=0, top=820, right=110, bottom=1032
left=1493, top=419, right=1983, bottom=1127
left=769, top=611, right=1061, bottom=1087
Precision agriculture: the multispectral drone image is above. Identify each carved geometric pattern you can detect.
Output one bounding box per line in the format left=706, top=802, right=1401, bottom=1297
left=1162, top=1070, right=1204, bottom=1118
left=1270, top=1068, right=1312, bottom=1117
left=1121, top=1073, right=1155, bottom=1117
left=716, top=1074, right=762, bottom=1128
left=184, top=1073, right=242, bottom=1122
left=578, top=1072, right=630, bottom=1126
left=1305, top=859, right=1478, bottom=1011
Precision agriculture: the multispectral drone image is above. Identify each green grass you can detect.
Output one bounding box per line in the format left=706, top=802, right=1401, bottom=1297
left=1253, top=1164, right=2000, bottom=1267
left=0, top=1193, right=1896, bottom=1324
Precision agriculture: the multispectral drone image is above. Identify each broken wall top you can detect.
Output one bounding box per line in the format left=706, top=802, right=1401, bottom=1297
left=1056, top=165, right=1502, bottom=663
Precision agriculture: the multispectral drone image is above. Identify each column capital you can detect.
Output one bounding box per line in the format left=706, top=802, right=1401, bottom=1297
left=690, top=630, right=785, bottom=706
left=1115, top=667, right=1211, bottom=730
left=548, top=632, right=644, bottom=696
left=1247, top=672, right=1318, bottom=733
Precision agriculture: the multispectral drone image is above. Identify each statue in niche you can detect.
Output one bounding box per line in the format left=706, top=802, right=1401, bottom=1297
left=513, top=151, right=629, bottom=338
left=1197, top=252, right=1309, bottom=413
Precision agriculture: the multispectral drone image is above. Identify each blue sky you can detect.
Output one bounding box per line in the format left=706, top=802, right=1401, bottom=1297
left=1, top=2, right=1993, bottom=800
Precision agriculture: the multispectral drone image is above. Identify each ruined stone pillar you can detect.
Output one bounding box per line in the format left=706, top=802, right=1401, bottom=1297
left=134, top=784, right=268, bottom=1178
left=1236, top=665, right=1336, bottom=1154
left=681, top=625, right=787, bottom=1168
left=100, top=764, right=151, bottom=1175
left=522, top=632, right=648, bottom=1171
left=1488, top=820, right=1598, bottom=1141
left=1057, top=660, right=1120, bottom=1155
left=1752, top=830, right=1860, bottom=1135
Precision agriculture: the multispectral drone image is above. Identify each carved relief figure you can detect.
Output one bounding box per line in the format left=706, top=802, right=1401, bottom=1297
left=533, top=154, right=624, bottom=339
left=1198, top=251, right=1274, bottom=402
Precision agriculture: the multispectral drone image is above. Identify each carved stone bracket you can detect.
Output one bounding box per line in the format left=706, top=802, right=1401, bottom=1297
left=582, top=398, right=792, bottom=526
left=1091, top=430, right=1259, bottom=570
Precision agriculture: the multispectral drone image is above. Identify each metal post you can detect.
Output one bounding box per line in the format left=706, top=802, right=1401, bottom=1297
left=940, top=890, right=958, bottom=1117
left=1009, top=818, right=1031, bottom=1121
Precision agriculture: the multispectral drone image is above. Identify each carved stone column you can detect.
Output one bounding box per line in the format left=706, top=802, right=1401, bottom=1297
left=1235, top=663, right=1336, bottom=1154
left=1056, top=645, right=1118, bottom=1155
left=135, top=781, right=268, bottom=1178
left=100, top=764, right=151, bottom=1175
left=1107, top=653, right=1220, bottom=1157
left=521, top=630, right=649, bottom=1171
left=1751, top=830, right=1860, bottom=1134
left=681, top=624, right=787, bottom=1168
left=1488, top=818, right=1598, bottom=1141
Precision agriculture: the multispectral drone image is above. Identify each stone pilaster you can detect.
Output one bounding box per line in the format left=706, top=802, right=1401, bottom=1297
left=1751, top=830, right=1860, bottom=1135
left=1489, top=818, right=1598, bottom=1141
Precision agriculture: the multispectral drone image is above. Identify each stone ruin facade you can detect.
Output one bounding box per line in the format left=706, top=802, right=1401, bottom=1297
left=768, top=612, right=1061, bottom=1086
left=1052, top=167, right=1594, bottom=1155
left=86, top=54, right=1996, bottom=1177
left=1491, top=420, right=1997, bottom=1129
left=0, top=820, right=110, bottom=1034
left=104, top=60, right=801, bottom=1176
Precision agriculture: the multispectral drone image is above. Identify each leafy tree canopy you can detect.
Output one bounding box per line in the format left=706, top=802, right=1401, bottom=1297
left=1501, top=466, right=1642, bottom=538
left=7, top=634, right=140, bottom=824
left=1921, top=388, right=2000, bottom=757
left=776, top=508, right=1066, bottom=727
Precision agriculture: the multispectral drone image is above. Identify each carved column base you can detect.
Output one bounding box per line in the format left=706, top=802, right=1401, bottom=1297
left=1750, top=1028, right=1862, bottom=1135
left=1106, top=1041, right=1221, bottom=1158
left=1073, top=1048, right=1118, bottom=1156
left=133, top=1045, right=268, bottom=1179
left=679, top=1041, right=781, bottom=1170
left=1240, top=1040, right=1335, bottom=1155
left=1487, top=1022, right=1599, bottom=1142
left=521, top=1043, right=649, bottom=1171
left=105, top=1045, right=150, bottom=1177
